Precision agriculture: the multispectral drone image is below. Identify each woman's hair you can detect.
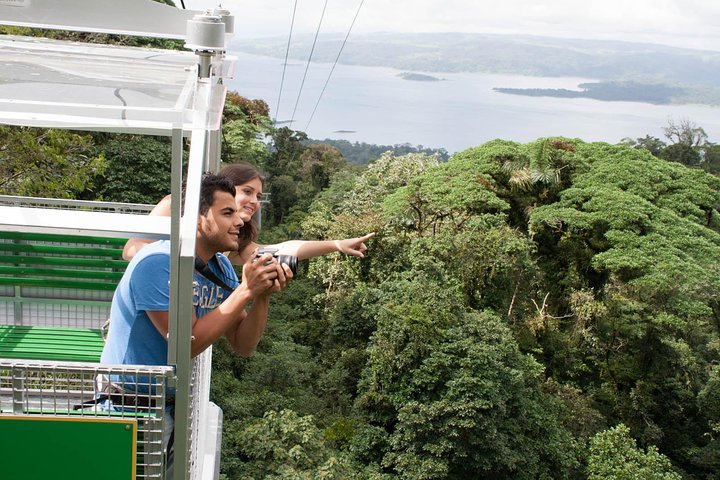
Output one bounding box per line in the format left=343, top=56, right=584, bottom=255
left=220, top=162, right=265, bottom=187
left=219, top=162, right=264, bottom=251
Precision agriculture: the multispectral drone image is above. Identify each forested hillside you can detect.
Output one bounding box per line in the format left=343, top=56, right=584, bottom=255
left=210, top=112, right=720, bottom=479
left=2, top=86, right=719, bottom=478
left=308, top=138, right=449, bottom=165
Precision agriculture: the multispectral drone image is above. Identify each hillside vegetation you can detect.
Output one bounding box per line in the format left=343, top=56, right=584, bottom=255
left=213, top=108, right=720, bottom=478
left=3, top=91, right=720, bottom=479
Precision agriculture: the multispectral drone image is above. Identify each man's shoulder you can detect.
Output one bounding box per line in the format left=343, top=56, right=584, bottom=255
left=126, top=241, right=170, bottom=278
left=211, top=252, right=239, bottom=285
left=133, top=240, right=171, bottom=262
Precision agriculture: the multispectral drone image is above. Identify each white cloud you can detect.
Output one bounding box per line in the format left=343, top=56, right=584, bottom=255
left=179, top=0, right=720, bottom=50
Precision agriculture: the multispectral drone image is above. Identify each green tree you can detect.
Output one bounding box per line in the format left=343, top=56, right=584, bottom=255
left=0, top=126, right=106, bottom=198
left=660, top=142, right=702, bottom=167
left=299, top=143, right=346, bottom=193
left=702, top=143, right=720, bottom=175
left=222, top=92, right=272, bottom=166
left=301, top=151, right=441, bottom=296
left=587, top=424, right=681, bottom=480
left=266, top=127, right=308, bottom=178
left=95, top=135, right=174, bottom=203
left=530, top=144, right=720, bottom=475
left=233, top=409, right=355, bottom=480
left=382, top=311, right=578, bottom=479
left=620, top=135, right=666, bottom=157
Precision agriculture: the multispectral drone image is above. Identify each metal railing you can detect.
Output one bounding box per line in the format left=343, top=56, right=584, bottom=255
left=0, top=360, right=175, bottom=479
left=0, top=194, right=155, bottom=214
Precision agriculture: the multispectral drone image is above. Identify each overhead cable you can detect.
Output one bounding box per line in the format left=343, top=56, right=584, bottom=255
left=304, top=0, right=365, bottom=132
left=274, top=0, right=299, bottom=123
left=289, top=0, right=329, bottom=127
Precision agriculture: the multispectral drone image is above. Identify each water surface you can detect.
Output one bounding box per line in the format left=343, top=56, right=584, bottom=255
left=228, top=52, right=720, bottom=153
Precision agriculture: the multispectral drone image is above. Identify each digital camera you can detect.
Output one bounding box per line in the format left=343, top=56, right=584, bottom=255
left=255, top=247, right=298, bottom=276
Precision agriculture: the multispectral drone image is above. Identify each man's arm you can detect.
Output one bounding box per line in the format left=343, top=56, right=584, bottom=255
left=146, top=253, right=279, bottom=358
left=146, top=283, right=255, bottom=358
left=224, top=262, right=293, bottom=356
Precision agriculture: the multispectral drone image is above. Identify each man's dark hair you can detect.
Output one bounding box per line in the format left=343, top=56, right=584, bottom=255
left=198, top=173, right=236, bottom=215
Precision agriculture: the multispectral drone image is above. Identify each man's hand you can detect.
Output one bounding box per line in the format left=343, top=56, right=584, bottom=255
left=266, top=262, right=293, bottom=295
left=242, top=252, right=280, bottom=297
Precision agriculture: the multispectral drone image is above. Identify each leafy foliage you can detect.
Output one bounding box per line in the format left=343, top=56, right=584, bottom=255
left=383, top=311, right=579, bottom=479
left=94, top=135, right=174, bottom=203
left=311, top=138, right=449, bottom=165
left=232, top=409, right=355, bottom=480
left=230, top=137, right=719, bottom=480
left=222, top=92, right=273, bottom=166
left=587, top=424, right=681, bottom=480
left=0, top=126, right=106, bottom=198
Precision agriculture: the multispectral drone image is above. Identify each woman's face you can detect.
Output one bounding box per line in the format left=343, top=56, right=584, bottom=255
left=234, top=177, right=263, bottom=222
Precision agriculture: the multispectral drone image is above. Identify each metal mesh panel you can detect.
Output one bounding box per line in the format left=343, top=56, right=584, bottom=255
left=21, top=285, right=115, bottom=302
left=0, top=234, right=117, bottom=328
left=0, top=359, right=175, bottom=479
left=21, top=302, right=110, bottom=329
left=0, top=300, right=13, bottom=325
left=12, top=236, right=121, bottom=303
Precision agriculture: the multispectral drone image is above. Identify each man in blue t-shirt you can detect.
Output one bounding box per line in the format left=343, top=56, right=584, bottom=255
left=101, top=174, right=292, bottom=365
left=100, top=173, right=290, bottom=474
left=102, top=172, right=289, bottom=375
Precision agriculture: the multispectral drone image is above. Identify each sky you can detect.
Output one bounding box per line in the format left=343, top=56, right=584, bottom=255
left=177, top=0, right=720, bottom=51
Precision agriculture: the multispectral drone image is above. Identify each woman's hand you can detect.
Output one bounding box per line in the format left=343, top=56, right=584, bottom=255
left=336, top=232, right=375, bottom=258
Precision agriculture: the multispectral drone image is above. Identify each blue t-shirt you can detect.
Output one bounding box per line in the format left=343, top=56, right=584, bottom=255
left=100, top=240, right=239, bottom=391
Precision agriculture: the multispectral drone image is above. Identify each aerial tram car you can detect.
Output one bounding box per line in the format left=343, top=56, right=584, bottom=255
left=0, top=1, right=237, bottom=478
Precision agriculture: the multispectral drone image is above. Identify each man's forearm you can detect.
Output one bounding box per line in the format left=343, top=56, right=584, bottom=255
left=190, top=285, right=253, bottom=357
left=227, top=294, right=270, bottom=357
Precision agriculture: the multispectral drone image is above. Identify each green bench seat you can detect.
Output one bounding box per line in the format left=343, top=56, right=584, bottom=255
left=0, top=324, right=104, bottom=362
left=0, top=231, right=130, bottom=363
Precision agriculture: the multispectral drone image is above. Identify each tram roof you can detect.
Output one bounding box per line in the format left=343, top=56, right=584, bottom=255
left=0, top=0, right=234, bottom=135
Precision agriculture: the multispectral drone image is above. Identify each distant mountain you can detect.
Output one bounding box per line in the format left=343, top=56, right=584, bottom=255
left=231, top=33, right=720, bottom=105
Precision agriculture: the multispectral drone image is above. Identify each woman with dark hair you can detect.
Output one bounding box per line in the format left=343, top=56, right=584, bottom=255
left=123, top=162, right=374, bottom=263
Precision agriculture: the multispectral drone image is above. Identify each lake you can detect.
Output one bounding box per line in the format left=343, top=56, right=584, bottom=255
left=227, top=52, right=720, bottom=153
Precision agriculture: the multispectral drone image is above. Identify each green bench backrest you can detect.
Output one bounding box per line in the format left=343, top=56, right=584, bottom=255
left=0, top=231, right=128, bottom=291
